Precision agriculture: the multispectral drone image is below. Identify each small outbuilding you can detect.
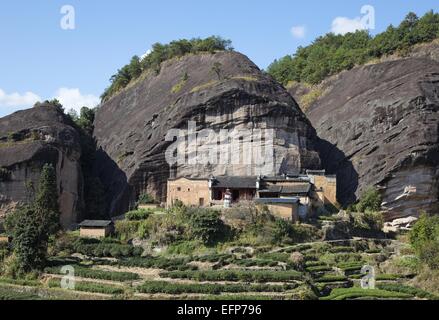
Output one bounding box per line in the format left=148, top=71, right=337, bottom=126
left=78, top=220, right=114, bottom=239
left=255, top=198, right=300, bottom=222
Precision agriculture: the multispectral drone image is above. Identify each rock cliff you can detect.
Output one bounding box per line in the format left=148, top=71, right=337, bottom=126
left=94, top=51, right=322, bottom=215
left=291, top=55, right=439, bottom=220
left=0, top=104, right=83, bottom=228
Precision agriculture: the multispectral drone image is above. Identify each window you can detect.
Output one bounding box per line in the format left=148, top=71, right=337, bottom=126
left=177, top=187, right=181, bottom=191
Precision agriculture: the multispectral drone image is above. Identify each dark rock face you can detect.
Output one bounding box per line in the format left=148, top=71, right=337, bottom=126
left=0, top=105, right=83, bottom=228
left=299, top=57, right=439, bottom=220
left=94, top=51, right=322, bottom=215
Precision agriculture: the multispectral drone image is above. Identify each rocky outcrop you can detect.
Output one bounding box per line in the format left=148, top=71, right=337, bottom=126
left=292, top=56, right=439, bottom=220
left=0, top=104, right=83, bottom=228
left=94, top=51, right=322, bottom=215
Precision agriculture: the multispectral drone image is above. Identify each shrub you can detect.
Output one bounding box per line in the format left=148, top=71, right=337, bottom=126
left=125, top=209, right=153, bottom=221
left=48, top=278, right=124, bottom=295
left=188, top=208, right=231, bottom=245
left=161, top=270, right=303, bottom=283
left=314, top=275, right=348, bottom=283
left=354, top=187, right=382, bottom=213
left=320, top=287, right=413, bottom=300
left=409, top=213, right=439, bottom=269
left=377, top=283, right=438, bottom=300
left=45, top=266, right=139, bottom=282
left=100, top=256, right=197, bottom=271
left=72, top=240, right=143, bottom=258
left=137, top=281, right=296, bottom=295
left=115, top=220, right=141, bottom=241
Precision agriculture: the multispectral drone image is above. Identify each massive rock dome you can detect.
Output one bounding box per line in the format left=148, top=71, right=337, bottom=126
left=94, top=51, right=322, bottom=215
left=0, top=104, right=83, bottom=228
left=293, top=56, right=439, bottom=220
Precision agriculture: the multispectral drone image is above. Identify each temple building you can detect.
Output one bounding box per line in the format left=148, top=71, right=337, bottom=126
left=166, top=170, right=337, bottom=221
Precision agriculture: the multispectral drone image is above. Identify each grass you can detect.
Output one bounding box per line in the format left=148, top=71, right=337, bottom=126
left=48, top=278, right=124, bottom=295
left=190, top=80, right=219, bottom=93
left=161, top=270, right=303, bottom=283
left=45, top=266, right=139, bottom=282
left=320, top=287, right=413, bottom=300
left=230, top=75, right=258, bottom=82
left=171, top=77, right=188, bottom=94
left=299, top=87, right=325, bottom=111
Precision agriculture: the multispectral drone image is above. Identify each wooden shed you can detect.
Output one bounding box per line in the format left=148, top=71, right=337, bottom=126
left=78, top=220, right=114, bottom=239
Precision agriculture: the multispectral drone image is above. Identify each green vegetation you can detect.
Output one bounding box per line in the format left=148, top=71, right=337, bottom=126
left=188, top=209, right=231, bottom=245
left=353, top=187, right=383, bottom=213
left=101, top=36, right=233, bottom=101
left=4, top=164, right=60, bottom=276
left=320, top=287, right=413, bottom=300
left=100, top=255, right=197, bottom=271
left=48, top=278, right=124, bottom=295
left=45, top=266, right=139, bottom=282
left=137, top=281, right=295, bottom=295
left=171, top=72, right=189, bottom=94
left=137, top=193, right=156, bottom=205
left=161, top=270, right=303, bottom=283
left=377, top=283, right=438, bottom=299
left=0, top=285, right=42, bottom=300
left=409, top=213, right=439, bottom=269
left=125, top=209, right=153, bottom=221
left=72, top=240, right=143, bottom=258
left=268, top=11, right=439, bottom=86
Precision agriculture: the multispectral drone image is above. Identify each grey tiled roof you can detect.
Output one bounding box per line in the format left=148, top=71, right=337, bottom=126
left=258, top=183, right=311, bottom=195
left=79, top=220, right=113, bottom=227
left=255, top=198, right=300, bottom=204
left=211, top=176, right=258, bottom=189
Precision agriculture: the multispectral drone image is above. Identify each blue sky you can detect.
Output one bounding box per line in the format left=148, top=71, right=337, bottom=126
left=0, top=0, right=437, bottom=117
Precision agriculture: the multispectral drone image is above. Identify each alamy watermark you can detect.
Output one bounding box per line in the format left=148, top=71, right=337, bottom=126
left=60, top=5, right=75, bottom=30
left=60, top=265, right=75, bottom=290
left=360, top=265, right=376, bottom=289
left=165, top=121, right=275, bottom=175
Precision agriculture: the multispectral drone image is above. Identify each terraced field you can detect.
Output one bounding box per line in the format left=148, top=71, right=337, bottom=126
left=1, top=238, right=435, bottom=300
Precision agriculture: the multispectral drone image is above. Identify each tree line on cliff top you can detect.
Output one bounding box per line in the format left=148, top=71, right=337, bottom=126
left=267, top=11, right=439, bottom=86
left=100, top=36, right=233, bottom=102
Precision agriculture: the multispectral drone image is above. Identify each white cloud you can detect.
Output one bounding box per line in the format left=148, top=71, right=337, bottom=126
left=0, top=89, right=41, bottom=109
left=54, top=88, right=100, bottom=113
left=140, top=49, right=152, bottom=61
left=291, top=25, right=306, bottom=39
left=331, top=16, right=366, bottom=35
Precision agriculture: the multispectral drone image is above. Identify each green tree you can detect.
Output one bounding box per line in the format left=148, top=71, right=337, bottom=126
left=34, top=163, right=60, bottom=236
left=409, top=213, right=439, bottom=269
left=10, top=206, right=42, bottom=274
left=188, top=209, right=229, bottom=245
left=355, top=187, right=382, bottom=212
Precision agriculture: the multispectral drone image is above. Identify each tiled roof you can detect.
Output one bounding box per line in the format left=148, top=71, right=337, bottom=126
left=255, top=198, right=300, bottom=204
left=211, top=176, right=258, bottom=189
left=259, top=183, right=311, bottom=195
left=79, top=220, right=113, bottom=227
